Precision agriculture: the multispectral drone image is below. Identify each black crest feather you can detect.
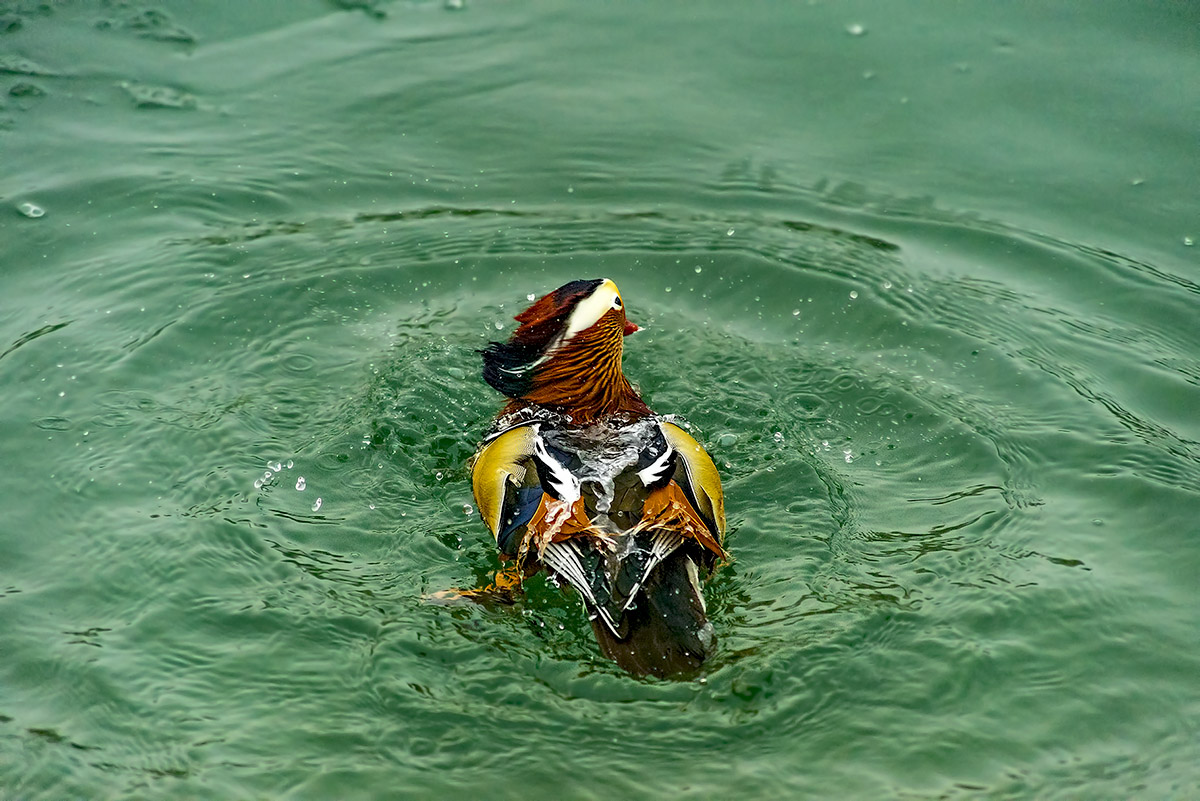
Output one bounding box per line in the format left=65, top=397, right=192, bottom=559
left=480, top=339, right=540, bottom=398
left=480, top=278, right=605, bottom=399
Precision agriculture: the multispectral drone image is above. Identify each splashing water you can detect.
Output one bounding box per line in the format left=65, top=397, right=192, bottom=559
left=540, top=417, right=660, bottom=514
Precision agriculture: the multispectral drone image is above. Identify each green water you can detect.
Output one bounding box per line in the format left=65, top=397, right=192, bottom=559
left=2, top=1, right=1199, bottom=798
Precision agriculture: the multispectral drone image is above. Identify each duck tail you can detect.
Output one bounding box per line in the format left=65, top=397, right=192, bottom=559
left=589, top=549, right=715, bottom=678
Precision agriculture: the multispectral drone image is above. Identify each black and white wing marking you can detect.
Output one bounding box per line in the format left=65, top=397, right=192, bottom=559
left=634, top=423, right=677, bottom=490
left=615, top=529, right=686, bottom=613
left=531, top=434, right=582, bottom=505
left=545, top=527, right=688, bottom=639
left=542, top=539, right=622, bottom=635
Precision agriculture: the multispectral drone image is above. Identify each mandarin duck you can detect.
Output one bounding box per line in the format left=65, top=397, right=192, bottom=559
left=469, top=278, right=727, bottom=677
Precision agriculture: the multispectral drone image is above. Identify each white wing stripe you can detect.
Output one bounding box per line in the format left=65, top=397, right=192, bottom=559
left=621, top=530, right=685, bottom=612
left=533, top=434, right=581, bottom=503
left=636, top=443, right=674, bottom=486
left=543, top=541, right=620, bottom=635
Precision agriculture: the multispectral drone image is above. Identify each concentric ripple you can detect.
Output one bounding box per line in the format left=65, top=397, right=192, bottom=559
left=3, top=194, right=1198, bottom=799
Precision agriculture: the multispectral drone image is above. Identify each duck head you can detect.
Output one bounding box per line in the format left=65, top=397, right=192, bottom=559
left=481, top=278, right=650, bottom=424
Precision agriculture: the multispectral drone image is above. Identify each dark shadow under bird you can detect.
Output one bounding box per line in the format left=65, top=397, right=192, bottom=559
left=470, top=278, right=727, bottom=678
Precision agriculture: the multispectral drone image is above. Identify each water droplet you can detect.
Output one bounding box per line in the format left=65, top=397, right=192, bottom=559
left=846, top=23, right=866, bottom=36
left=694, top=266, right=702, bottom=274
left=286, top=460, right=294, bottom=469
left=882, top=280, right=893, bottom=290
left=263, top=470, right=273, bottom=481
left=726, top=228, right=735, bottom=236
left=773, top=431, right=784, bottom=443
left=462, top=503, right=474, bottom=515
left=792, top=309, right=801, bottom=317
left=17, top=201, right=45, bottom=218
left=435, top=471, right=444, bottom=481
left=494, top=321, right=504, bottom=330
left=1185, top=237, right=1195, bottom=247
left=253, top=479, right=263, bottom=489
left=849, top=290, right=859, bottom=299
left=295, top=477, right=306, bottom=491
left=844, top=449, right=854, bottom=463
left=369, top=503, right=376, bottom=510
left=269, top=461, right=282, bottom=472
left=526, top=293, right=536, bottom=301
left=312, top=497, right=323, bottom=512
left=718, top=433, right=738, bottom=446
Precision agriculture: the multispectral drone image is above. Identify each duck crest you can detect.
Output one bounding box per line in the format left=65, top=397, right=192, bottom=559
left=481, top=279, right=601, bottom=397
left=481, top=278, right=649, bottom=425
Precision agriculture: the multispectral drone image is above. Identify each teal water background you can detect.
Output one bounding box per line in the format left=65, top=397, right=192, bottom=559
left=2, top=2, right=1199, bottom=798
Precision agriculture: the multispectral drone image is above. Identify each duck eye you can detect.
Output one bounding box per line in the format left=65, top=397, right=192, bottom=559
left=613, top=297, right=623, bottom=309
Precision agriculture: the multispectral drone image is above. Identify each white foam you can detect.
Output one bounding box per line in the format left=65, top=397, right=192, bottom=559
left=541, top=417, right=658, bottom=514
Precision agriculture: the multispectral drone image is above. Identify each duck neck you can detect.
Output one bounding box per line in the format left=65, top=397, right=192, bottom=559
left=505, top=322, right=651, bottom=426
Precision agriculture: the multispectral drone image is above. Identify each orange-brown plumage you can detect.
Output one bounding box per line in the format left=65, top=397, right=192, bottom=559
left=500, top=306, right=650, bottom=425
left=638, top=482, right=727, bottom=561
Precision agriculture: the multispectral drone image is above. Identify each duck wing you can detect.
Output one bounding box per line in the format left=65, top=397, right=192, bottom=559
left=658, top=421, right=726, bottom=546
left=471, top=422, right=546, bottom=557
left=471, top=418, right=727, bottom=676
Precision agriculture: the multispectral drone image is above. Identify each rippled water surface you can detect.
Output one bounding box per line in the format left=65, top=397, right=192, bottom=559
left=2, top=2, right=1199, bottom=798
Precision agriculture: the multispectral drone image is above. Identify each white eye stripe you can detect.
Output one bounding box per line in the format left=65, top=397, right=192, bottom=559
left=563, top=279, right=621, bottom=340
